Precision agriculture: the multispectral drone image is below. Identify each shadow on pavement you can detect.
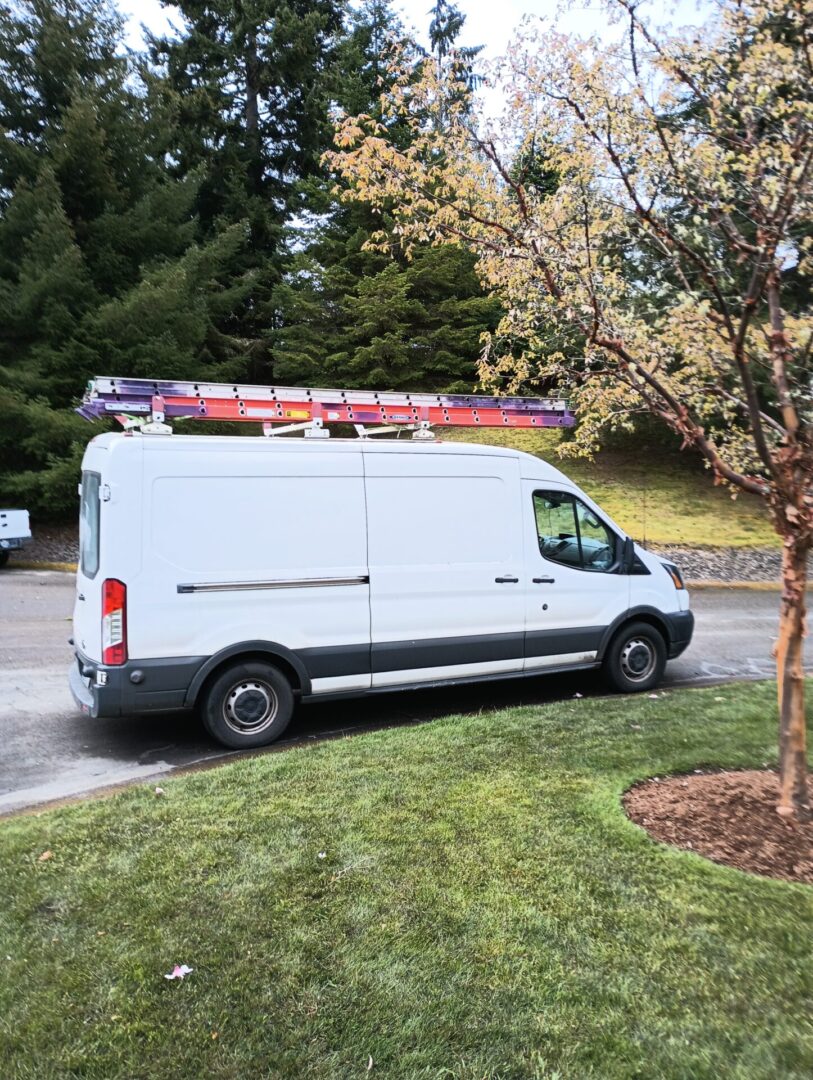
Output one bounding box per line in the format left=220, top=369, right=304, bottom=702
left=72, top=668, right=607, bottom=766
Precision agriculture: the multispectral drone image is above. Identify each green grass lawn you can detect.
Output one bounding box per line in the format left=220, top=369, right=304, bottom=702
left=442, top=429, right=778, bottom=547
left=1, top=683, right=811, bottom=1079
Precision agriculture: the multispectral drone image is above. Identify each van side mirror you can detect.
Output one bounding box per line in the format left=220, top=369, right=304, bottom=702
left=621, top=537, right=635, bottom=574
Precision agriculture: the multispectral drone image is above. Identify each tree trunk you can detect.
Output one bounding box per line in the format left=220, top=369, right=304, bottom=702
left=776, top=539, right=811, bottom=820
left=244, top=28, right=262, bottom=199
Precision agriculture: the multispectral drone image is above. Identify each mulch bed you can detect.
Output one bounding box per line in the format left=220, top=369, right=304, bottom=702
left=624, top=769, right=813, bottom=884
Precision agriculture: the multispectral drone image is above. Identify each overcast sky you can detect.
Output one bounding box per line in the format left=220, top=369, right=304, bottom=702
left=119, top=0, right=709, bottom=56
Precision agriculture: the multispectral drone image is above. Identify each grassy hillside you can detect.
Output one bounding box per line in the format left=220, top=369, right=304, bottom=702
left=442, top=428, right=778, bottom=547
left=1, top=681, right=811, bottom=1079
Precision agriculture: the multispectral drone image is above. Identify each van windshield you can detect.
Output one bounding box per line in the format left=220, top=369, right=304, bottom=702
left=80, top=471, right=101, bottom=578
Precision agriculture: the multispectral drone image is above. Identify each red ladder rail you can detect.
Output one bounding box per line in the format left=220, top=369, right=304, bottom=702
left=77, top=377, right=575, bottom=430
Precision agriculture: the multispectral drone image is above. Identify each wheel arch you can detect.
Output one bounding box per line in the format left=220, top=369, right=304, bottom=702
left=597, top=607, right=671, bottom=661
left=184, top=640, right=310, bottom=707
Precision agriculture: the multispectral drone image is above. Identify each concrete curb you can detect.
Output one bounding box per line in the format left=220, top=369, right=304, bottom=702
left=686, top=579, right=783, bottom=590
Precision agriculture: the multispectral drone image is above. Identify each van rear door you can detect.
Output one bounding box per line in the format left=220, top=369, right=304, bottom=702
left=73, top=469, right=104, bottom=661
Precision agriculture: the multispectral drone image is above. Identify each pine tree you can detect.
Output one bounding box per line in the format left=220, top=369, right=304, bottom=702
left=273, top=0, right=499, bottom=394
left=0, top=0, right=127, bottom=200
left=274, top=202, right=500, bottom=391
left=5, top=168, right=95, bottom=375
left=148, top=0, right=345, bottom=379
left=0, top=0, right=256, bottom=516
left=428, top=0, right=481, bottom=70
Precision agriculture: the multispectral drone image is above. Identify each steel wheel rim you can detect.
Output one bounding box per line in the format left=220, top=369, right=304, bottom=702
left=620, top=637, right=656, bottom=683
left=223, top=679, right=278, bottom=735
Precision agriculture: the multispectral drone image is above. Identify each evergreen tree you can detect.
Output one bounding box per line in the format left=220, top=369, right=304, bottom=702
left=0, top=0, right=253, bottom=516
left=333, top=0, right=392, bottom=118
left=148, top=0, right=345, bottom=379
left=273, top=0, right=499, bottom=393
left=428, top=0, right=482, bottom=114
left=150, top=0, right=343, bottom=218
left=428, top=0, right=481, bottom=70
left=0, top=0, right=126, bottom=200
left=3, top=168, right=96, bottom=393
left=274, top=203, right=499, bottom=391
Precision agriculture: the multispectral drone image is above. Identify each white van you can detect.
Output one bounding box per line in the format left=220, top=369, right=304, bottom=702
left=0, top=508, right=31, bottom=567
left=70, top=433, right=693, bottom=747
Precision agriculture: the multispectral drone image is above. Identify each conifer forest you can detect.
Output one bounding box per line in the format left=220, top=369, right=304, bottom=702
left=0, top=0, right=498, bottom=515
left=2, top=1, right=810, bottom=524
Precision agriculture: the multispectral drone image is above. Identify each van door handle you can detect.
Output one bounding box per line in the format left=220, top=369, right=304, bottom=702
left=495, top=576, right=519, bottom=583
left=77, top=593, right=86, bottom=601
left=532, top=577, right=556, bottom=584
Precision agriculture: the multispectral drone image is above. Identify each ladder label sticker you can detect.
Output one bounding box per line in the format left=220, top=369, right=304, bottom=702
left=104, top=402, right=150, bottom=414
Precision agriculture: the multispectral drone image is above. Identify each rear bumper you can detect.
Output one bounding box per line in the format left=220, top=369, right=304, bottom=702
left=69, top=651, right=205, bottom=718
left=665, top=609, right=694, bottom=659
left=0, top=536, right=28, bottom=551
left=69, top=660, right=97, bottom=717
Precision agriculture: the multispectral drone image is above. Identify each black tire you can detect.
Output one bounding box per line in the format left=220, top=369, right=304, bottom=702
left=602, top=620, right=666, bottom=693
left=200, top=661, right=294, bottom=749
left=0, top=551, right=9, bottom=569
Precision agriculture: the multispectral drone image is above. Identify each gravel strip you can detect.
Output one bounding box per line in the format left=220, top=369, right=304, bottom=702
left=10, top=524, right=789, bottom=584
left=16, top=524, right=79, bottom=565
left=649, top=544, right=786, bottom=583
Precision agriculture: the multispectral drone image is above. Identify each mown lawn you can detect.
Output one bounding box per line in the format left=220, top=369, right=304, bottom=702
left=1, top=682, right=810, bottom=1079
left=444, top=428, right=778, bottom=547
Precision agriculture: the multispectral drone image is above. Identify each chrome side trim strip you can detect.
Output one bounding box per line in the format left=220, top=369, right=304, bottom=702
left=177, top=576, right=369, bottom=594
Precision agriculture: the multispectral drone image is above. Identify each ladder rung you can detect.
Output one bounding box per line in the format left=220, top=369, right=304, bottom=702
left=77, top=377, right=576, bottom=430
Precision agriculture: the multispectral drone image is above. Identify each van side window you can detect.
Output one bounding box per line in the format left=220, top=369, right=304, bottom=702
left=80, top=471, right=101, bottom=579
left=533, top=491, right=616, bottom=572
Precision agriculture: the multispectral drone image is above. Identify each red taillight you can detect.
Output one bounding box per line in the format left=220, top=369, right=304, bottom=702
left=102, top=578, right=127, bottom=666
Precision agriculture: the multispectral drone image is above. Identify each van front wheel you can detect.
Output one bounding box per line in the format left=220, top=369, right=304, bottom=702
left=603, top=622, right=666, bottom=694
left=200, top=661, right=294, bottom=749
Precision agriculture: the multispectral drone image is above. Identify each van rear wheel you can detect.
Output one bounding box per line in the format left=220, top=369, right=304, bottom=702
left=200, top=661, right=294, bottom=749
left=603, top=621, right=666, bottom=694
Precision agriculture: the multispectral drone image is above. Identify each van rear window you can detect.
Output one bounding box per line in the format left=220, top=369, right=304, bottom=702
left=80, top=471, right=101, bottom=578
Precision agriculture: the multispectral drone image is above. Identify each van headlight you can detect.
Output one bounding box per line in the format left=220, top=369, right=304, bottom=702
left=661, top=561, right=685, bottom=590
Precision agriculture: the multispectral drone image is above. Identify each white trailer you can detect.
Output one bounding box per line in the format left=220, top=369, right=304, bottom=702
left=69, top=385, right=693, bottom=748
left=0, top=509, right=31, bottom=568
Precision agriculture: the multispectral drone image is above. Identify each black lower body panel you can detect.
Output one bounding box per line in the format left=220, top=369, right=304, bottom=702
left=70, top=652, right=206, bottom=718
left=69, top=611, right=694, bottom=719
left=664, top=610, right=695, bottom=659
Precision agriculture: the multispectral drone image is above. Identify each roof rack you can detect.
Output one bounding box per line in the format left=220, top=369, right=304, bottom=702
left=77, top=377, right=575, bottom=437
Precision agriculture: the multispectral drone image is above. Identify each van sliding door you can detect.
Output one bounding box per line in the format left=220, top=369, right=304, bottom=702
left=364, top=452, right=525, bottom=688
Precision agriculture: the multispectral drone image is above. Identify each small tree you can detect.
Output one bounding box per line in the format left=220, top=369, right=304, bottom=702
left=328, top=0, right=813, bottom=819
